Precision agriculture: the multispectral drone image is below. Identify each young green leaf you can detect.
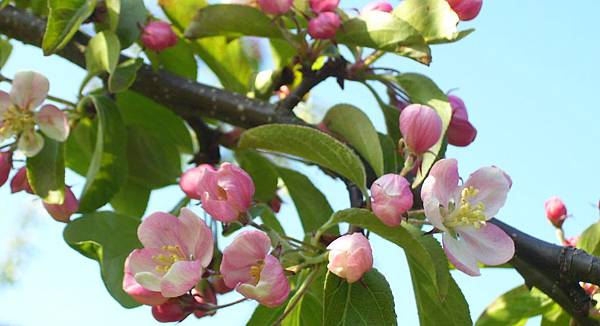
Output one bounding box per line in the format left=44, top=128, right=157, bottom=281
left=578, top=222, right=600, bottom=256
left=110, top=179, right=150, bottom=218
left=85, top=31, right=121, bottom=75
left=0, top=36, right=12, bottom=69
left=475, top=285, right=555, bottom=326
left=393, top=0, right=460, bottom=43
left=42, top=0, right=98, bottom=55
left=108, top=58, right=143, bottom=93
left=26, top=136, right=65, bottom=204
left=145, top=38, right=197, bottom=80
left=115, top=0, right=147, bottom=48
left=235, top=149, right=279, bottom=203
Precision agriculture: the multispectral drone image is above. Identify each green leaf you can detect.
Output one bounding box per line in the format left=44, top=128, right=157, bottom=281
left=115, top=0, right=147, bottom=48
left=578, top=221, right=600, bottom=256
left=63, top=211, right=141, bottom=308
left=235, top=149, right=279, bottom=203
left=475, top=285, right=555, bottom=326
left=239, top=124, right=367, bottom=195
left=323, top=269, right=397, bottom=325
left=0, top=36, right=12, bottom=70
left=116, top=91, right=193, bottom=154
left=271, top=39, right=296, bottom=68
left=146, top=38, right=198, bottom=80
left=254, top=203, right=285, bottom=235
left=108, top=58, right=143, bottom=93
left=184, top=4, right=283, bottom=39
left=323, top=104, right=384, bottom=176
left=110, top=179, right=150, bottom=218
left=336, top=11, right=431, bottom=64
left=541, top=304, right=571, bottom=326
left=395, top=73, right=452, bottom=187
left=95, top=0, right=120, bottom=31
left=43, top=0, right=98, bottom=55
left=379, top=133, right=399, bottom=174
left=65, top=117, right=96, bottom=176
left=277, top=167, right=336, bottom=235
left=283, top=291, right=323, bottom=326
left=79, top=95, right=128, bottom=212
left=85, top=31, right=121, bottom=75
left=26, top=136, right=65, bottom=204
left=247, top=304, right=286, bottom=326
left=393, top=0, right=459, bottom=43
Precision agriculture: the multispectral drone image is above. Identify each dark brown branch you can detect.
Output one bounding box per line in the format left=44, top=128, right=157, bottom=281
left=186, top=116, right=221, bottom=165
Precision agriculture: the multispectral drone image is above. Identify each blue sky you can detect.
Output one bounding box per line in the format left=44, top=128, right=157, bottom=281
left=1, top=0, right=600, bottom=325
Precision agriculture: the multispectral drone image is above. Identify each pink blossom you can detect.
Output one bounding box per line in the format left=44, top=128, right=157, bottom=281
left=447, top=0, right=482, bottom=21
left=447, top=95, right=477, bottom=147
left=10, top=167, right=33, bottom=194
left=258, top=0, right=293, bottom=15
left=0, top=151, right=12, bottom=187
left=308, top=12, right=341, bottom=40
left=35, top=104, right=70, bottom=142
left=141, top=21, right=178, bottom=52
left=310, top=0, right=339, bottom=13
left=43, top=186, right=79, bottom=223
left=180, top=163, right=255, bottom=223
left=151, top=299, right=187, bottom=323
left=327, top=233, right=373, bottom=283
left=370, top=174, right=413, bottom=226
left=544, top=196, right=567, bottom=228
left=399, top=104, right=443, bottom=154
left=361, top=1, right=393, bottom=13
left=123, top=259, right=168, bottom=306
left=421, top=158, right=514, bottom=276
left=220, top=230, right=290, bottom=307
left=124, top=208, right=214, bottom=298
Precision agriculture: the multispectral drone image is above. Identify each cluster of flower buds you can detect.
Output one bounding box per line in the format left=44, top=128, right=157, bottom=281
left=308, top=0, right=342, bottom=39
left=446, top=0, right=483, bottom=21
left=141, top=21, right=178, bottom=52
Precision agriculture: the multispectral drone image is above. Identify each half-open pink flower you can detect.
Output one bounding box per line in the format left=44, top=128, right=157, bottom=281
left=327, top=233, right=373, bottom=283
left=421, top=158, right=514, bottom=276
left=0, top=151, right=12, bottom=187
left=220, top=230, right=290, bottom=307
left=447, top=95, right=477, bottom=147
left=399, top=104, right=443, bottom=155
left=370, top=174, right=413, bottom=226
left=124, top=208, right=214, bottom=298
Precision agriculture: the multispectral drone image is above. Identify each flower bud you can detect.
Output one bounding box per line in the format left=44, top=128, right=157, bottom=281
left=544, top=196, right=567, bottom=228
left=10, top=167, right=33, bottom=194
left=141, top=21, right=178, bottom=52
left=447, top=95, right=477, bottom=147
left=192, top=286, right=217, bottom=318
left=310, top=0, right=339, bottom=13
left=43, top=186, right=79, bottom=223
left=0, top=151, right=12, bottom=187
left=258, top=0, right=293, bottom=15
left=36, top=104, right=70, bottom=142
left=327, top=233, right=373, bottom=283
left=447, top=0, right=482, bottom=21
left=370, top=174, right=413, bottom=226
left=208, top=276, right=234, bottom=294
left=399, top=104, right=443, bottom=154
left=308, top=12, right=341, bottom=40
left=269, top=195, right=282, bottom=213
left=151, top=300, right=187, bottom=323
left=361, top=1, right=393, bottom=13
left=563, top=236, right=579, bottom=248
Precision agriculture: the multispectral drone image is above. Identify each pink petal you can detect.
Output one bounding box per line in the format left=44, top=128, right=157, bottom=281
left=421, top=159, right=461, bottom=231
left=221, top=230, right=271, bottom=288
left=442, top=232, right=480, bottom=276
left=36, top=104, right=69, bottom=142
left=457, top=224, right=515, bottom=266
left=202, top=197, right=241, bottom=223
left=137, top=212, right=187, bottom=251
left=464, top=166, right=511, bottom=218
left=123, top=256, right=168, bottom=305
left=0, top=91, right=10, bottom=115
left=160, top=260, right=203, bottom=297
left=179, top=165, right=207, bottom=199
left=178, top=208, right=214, bottom=268
left=236, top=255, right=290, bottom=308
left=218, top=162, right=255, bottom=211
left=128, top=248, right=164, bottom=291
left=447, top=117, right=477, bottom=147
left=10, top=71, right=49, bottom=111
left=327, top=233, right=373, bottom=283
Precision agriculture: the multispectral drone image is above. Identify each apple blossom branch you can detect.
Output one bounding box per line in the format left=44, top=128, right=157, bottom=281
left=1, top=6, right=599, bottom=323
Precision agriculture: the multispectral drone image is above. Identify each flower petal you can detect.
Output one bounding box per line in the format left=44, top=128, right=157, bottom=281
left=36, top=104, right=69, bottom=141
left=464, top=166, right=511, bottom=218
left=18, top=130, right=44, bottom=157
left=457, top=223, right=515, bottom=266
left=138, top=212, right=186, bottom=250
left=128, top=248, right=164, bottom=291
left=202, top=197, right=241, bottom=223
left=236, top=255, right=290, bottom=308
left=178, top=208, right=214, bottom=267
left=10, top=71, right=49, bottom=111
left=221, top=230, right=271, bottom=288
left=123, top=256, right=168, bottom=305
left=160, top=260, right=203, bottom=297
left=0, top=91, right=10, bottom=115
left=421, top=159, right=460, bottom=231
left=442, top=232, right=480, bottom=276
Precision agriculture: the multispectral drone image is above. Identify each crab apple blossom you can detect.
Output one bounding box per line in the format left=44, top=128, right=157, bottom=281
left=447, top=95, right=477, bottom=147
left=0, top=151, right=12, bottom=187
left=220, top=230, right=290, bottom=307
left=370, top=174, right=413, bottom=226
left=421, top=158, right=514, bottom=276
left=308, top=12, right=341, bottom=40
left=123, top=259, right=168, bottom=306
left=124, top=208, right=214, bottom=298
left=310, top=0, right=339, bottom=13
left=399, top=104, right=443, bottom=155
left=447, top=0, right=482, bottom=21
left=179, top=163, right=255, bottom=223
left=42, top=186, right=79, bottom=223
left=141, top=21, right=178, bottom=52
left=545, top=196, right=568, bottom=228
left=151, top=300, right=187, bottom=323
left=10, top=167, right=33, bottom=194
left=0, top=71, right=69, bottom=157
left=361, top=1, right=393, bottom=13
left=327, top=233, right=373, bottom=283
left=258, top=0, right=293, bottom=15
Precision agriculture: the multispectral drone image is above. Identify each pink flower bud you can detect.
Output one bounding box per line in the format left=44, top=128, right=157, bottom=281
left=399, top=104, right=443, bottom=154
left=0, top=151, right=12, bottom=187
left=10, top=167, right=33, bottom=194
left=180, top=163, right=255, bottom=223
left=310, top=0, right=339, bottom=13
left=327, top=233, right=373, bottom=283
left=370, top=174, right=413, bottom=226
left=563, top=236, right=579, bottom=248
left=258, top=0, right=293, bottom=15
left=141, top=21, right=178, bottom=52
left=545, top=196, right=567, bottom=228
left=151, top=300, right=187, bottom=323
left=35, top=104, right=70, bottom=142
left=192, top=286, right=217, bottom=318
left=447, top=95, right=477, bottom=147
left=447, top=0, right=482, bottom=21
left=269, top=195, right=282, bottom=213
left=308, top=12, right=341, bottom=40
left=361, top=1, right=393, bottom=13
left=43, top=186, right=79, bottom=223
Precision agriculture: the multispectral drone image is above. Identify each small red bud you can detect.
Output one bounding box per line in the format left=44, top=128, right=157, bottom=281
left=0, top=151, right=13, bottom=187
left=152, top=300, right=187, bottom=323
left=544, top=196, right=567, bottom=228
left=308, top=12, right=341, bottom=40
left=141, top=21, right=178, bottom=52
left=447, top=0, right=482, bottom=21
left=11, top=167, right=33, bottom=194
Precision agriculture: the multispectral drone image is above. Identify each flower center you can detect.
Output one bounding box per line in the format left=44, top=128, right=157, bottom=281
left=248, top=260, right=265, bottom=285
left=152, top=245, right=186, bottom=274
left=0, top=106, right=36, bottom=139
left=443, top=186, right=487, bottom=230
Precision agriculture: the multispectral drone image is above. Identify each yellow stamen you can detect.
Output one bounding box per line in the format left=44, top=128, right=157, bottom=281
left=444, top=186, right=487, bottom=229
left=248, top=260, right=265, bottom=285
left=152, top=245, right=186, bottom=274
left=0, top=106, right=36, bottom=139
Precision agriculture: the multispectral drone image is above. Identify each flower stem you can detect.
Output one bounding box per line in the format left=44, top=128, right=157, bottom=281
left=311, top=216, right=336, bottom=247
left=399, top=155, right=415, bottom=177
left=363, top=50, right=385, bottom=66
left=205, top=297, right=248, bottom=311
left=555, top=227, right=566, bottom=244
left=274, top=267, right=321, bottom=325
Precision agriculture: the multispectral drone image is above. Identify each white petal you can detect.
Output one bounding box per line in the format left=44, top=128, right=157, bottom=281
left=464, top=166, right=511, bottom=218
left=457, top=224, right=515, bottom=266
left=36, top=105, right=69, bottom=142
left=442, top=232, right=480, bottom=276
left=10, top=71, right=49, bottom=111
